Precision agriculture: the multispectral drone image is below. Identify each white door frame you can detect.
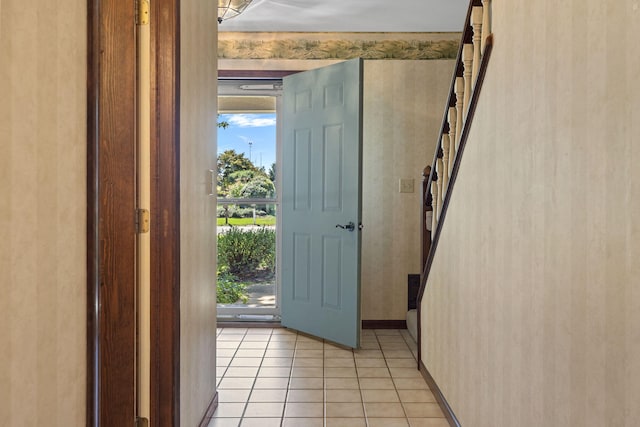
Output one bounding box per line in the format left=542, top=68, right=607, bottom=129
left=216, top=80, right=283, bottom=318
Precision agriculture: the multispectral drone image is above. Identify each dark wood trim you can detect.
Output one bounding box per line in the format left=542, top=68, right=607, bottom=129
left=197, top=392, right=219, bottom=427
left=86, top=1, right=99, bottom=424
left=362, top=320, right=407, bottom=330
left=87, top=0, right=138, bottom=425
left=218, top=69, right=301, bottom=79
left=150, top=0, right=181, bottom=425
left=419, top=361, right=461, bottom=427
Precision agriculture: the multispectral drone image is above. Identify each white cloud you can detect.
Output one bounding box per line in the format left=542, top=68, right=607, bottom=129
left=226, top=114, right=276, bottom=128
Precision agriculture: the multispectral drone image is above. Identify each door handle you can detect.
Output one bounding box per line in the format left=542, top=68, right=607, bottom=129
left=336, top=222, right=355, bottom=232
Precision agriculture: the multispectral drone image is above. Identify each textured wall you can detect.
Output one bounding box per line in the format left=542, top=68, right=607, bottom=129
left=180, top=1, right=219, bottom=425
left=422, top=1, right=640, bottom=426
left=0, top=1, right=87, bottom=426
left=362, top=60, right=454, bottom=320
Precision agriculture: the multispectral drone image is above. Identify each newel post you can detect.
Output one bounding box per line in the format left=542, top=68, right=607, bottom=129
left=422, top=166, right=432, bottom=268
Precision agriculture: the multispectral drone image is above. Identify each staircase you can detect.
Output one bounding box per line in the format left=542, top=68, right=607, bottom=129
left=417, top=0, right=494, bottom=363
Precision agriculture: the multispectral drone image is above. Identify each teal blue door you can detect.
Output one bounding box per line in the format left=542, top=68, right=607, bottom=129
left=281, top=59, right=363, bottom=348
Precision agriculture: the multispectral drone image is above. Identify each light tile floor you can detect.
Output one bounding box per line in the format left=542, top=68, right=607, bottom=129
left=209, top=327, right=448, bottom=427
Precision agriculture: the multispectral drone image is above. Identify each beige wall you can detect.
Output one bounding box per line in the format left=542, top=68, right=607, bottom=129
left=422, top=1, right=640, bottom=426
left=179, top=0, right=219, bottom=425
left=362, top=60, right=454, bottom=320
left=0, top=1, right=86, bottom=426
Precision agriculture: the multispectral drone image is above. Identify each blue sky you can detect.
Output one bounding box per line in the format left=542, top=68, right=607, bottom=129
left=218, top=113, right=276, bottom=170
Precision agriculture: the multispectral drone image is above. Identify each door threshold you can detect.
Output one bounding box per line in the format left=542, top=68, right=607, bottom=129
left=217, top=314, right=282, bottom=327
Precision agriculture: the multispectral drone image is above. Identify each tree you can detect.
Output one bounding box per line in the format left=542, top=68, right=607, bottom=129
left=217, top=114, right=229, bottom=129
left=229, top=175, right=275, bottom=199
left=217, top=149, right=259, bottom=196
left=268, top=163, right=276, bottom=183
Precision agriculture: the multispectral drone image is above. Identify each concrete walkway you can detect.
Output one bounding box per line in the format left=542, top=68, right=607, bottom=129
left=244, top=282, right=276, bottom=307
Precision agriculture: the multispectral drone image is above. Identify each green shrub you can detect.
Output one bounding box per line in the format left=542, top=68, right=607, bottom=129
left=236, top=208, right=255, bottom=218
left=216, top=270, right=248, bottom=304
left=217, top=226, right=276, bottom=275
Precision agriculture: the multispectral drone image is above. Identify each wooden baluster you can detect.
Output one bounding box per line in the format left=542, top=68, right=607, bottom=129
left=462, top=43, right=473, bottom=121
left=471, top=6, right=483, bottom=85
left=481, top=0, right=492, bottom=53
left=423, top=165, right=432, bottom=232
left=454, top=77, right=464, bottom=152
left=436, top=150, right=444, bottom=220
left=448, top=106, right=457, bottom=175
left=441, top=130, right=450, bottom=196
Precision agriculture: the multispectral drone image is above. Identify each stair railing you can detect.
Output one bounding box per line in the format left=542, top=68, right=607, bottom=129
left=417, top=0, right=494, bottom=362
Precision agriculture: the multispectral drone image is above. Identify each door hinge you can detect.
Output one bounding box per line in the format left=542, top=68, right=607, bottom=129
left=136, top=208, right=150, bottom=234
left=136, top=0, right=150, bottom=25
left=135, top=417, right=149, bottom=427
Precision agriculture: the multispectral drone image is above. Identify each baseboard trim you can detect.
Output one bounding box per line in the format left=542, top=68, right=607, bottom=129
left=419, top=360, right=460, bottom=427
left=219, top=320, right=408, bottom=331
left=362, top=320, right=407, bottom=329
left=198, top=391, right=219, bottom=427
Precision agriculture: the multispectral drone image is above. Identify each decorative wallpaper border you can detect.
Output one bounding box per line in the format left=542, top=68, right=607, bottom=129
left=219, top=32, right=460, bottom=61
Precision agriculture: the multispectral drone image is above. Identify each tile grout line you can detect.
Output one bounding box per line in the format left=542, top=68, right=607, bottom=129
left=379, top=329, right=411, bottom=425
left=236, top=328, right=253, bottom=424
left=354, top=339, right=368, bottom=427
left=278, top=330, right=296, bottom=427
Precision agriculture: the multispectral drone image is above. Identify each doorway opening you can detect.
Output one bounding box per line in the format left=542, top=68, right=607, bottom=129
left=216, top=80, right=282, bottom=322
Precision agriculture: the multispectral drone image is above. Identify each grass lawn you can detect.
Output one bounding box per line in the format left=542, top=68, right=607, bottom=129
left=217, top=216, right=276, bottom=227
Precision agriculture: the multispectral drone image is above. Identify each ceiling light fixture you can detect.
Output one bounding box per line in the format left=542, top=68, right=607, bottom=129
left=218, top=0, right=253, bottom=24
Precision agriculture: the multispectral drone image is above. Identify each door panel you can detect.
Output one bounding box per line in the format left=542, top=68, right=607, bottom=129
left=281, top=59, right=363, bottom=348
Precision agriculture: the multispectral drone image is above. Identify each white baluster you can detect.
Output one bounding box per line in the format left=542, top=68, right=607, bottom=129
left=472, top=6, right=483, bottom=85
left=454, top=77, right=464, bottom=152
left=436, top=156, right=444, bottom=220
left=441, top=134, right=450, bottom=195
left=462, top=44, right=473, bottom=121
left=481, top=0, right=492, bottom=53
left=448, top=107, right=457, bottom=176
left=431, top=180, right=438, bottom=234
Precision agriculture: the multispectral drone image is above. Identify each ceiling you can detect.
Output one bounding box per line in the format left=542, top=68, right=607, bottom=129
left=219, top=0, right=469, bottom=33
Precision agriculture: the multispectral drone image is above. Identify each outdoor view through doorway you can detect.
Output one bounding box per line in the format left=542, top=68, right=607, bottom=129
left=216, top=87, right=281, bottom=321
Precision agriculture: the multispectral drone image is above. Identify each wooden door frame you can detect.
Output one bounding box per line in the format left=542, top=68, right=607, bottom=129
left=150, top=0, right=181, bottom=425
left=87, top=0, right=180, bottom=425
left=87, top=0, right=137, bottom=425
